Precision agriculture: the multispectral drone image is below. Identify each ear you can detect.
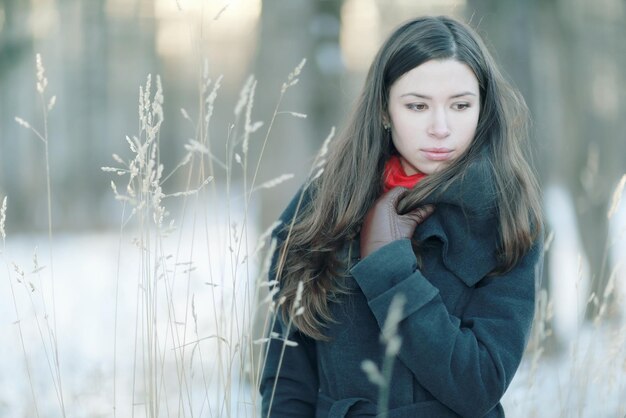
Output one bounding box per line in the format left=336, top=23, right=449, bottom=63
left=382, top=112, right=390, bottom=126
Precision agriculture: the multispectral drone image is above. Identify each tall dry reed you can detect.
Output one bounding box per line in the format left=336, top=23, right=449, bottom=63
left=8, top=53, right=66, bottom=417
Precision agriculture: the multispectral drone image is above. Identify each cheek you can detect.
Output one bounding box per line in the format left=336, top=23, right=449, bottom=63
left=391, top=126, right=418, bottom=151
left=390, top=133, right=404, bottom=152
left=459, top=113, right=479, bottom=148
left=389, top=117, right=415, bottom=147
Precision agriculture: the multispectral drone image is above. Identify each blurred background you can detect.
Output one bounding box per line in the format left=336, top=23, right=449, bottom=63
left=1, top=0, right=626, bottom=416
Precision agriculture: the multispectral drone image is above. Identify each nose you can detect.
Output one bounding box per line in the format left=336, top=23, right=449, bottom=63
left=428, top=109, right=450, bottom=139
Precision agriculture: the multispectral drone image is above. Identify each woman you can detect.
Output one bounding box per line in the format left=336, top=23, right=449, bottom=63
left=260, top=15, right=544, bottom=418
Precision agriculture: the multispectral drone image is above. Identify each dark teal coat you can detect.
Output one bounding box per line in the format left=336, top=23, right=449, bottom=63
left=260, top=160, right=543, bottom=417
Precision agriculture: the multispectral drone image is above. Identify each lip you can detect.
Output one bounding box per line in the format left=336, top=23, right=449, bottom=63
left=421, top=148, right=453, bottom=161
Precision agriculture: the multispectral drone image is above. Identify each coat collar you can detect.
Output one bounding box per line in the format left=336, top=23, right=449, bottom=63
left=415, top=157, right=500, bottom=287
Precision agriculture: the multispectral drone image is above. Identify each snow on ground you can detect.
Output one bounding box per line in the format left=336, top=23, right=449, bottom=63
left=0, top=190, right=263, bottom=417
left=503, top=320, right=626, bottom=417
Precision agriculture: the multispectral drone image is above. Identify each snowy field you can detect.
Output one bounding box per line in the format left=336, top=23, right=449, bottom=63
left=1, top=193, right=263, bottom=417
left=1, top=184, right=625, bottom=417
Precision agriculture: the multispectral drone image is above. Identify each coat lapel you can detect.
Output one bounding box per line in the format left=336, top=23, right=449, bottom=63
left=415, top=158, right=500, bottom=287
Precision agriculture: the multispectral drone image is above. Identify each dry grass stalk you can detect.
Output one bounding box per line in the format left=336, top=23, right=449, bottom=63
left=607, top=174, right=626, bottom=219
left=11, top=53, right=66, bottom=417
left=0, top=196, right=6, bottom=244
left=360, top=293, right=406, bottom=418
left=2, top=235, right=40, bottom=416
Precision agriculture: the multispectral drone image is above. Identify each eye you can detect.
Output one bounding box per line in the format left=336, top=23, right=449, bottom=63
left=407, top=103, right=428, bottom=111
left=452, top=102, right=471, bottom=111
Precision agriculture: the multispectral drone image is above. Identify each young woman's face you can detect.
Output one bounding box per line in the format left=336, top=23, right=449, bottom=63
left=386, top=59, right=480, bottom=175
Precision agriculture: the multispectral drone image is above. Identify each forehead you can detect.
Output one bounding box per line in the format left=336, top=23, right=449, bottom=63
left=390, top=59, right=479, bottom=96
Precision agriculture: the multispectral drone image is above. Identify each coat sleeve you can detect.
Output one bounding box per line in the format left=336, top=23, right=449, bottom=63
left=350, top=237, right=542, bottom=418
left=260, top=186, right=319, bottom=418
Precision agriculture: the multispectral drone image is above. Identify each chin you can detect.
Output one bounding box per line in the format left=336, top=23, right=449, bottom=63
left=422, top=163, right=445, bottom=175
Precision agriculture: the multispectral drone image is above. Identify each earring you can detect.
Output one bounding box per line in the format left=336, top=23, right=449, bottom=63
left=383, top=123, right=390, bottom=131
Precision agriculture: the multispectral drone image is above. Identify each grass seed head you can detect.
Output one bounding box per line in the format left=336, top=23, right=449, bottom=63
left=0, top=196, right=7, bottom=241
left=608, top=174, right=626, bottom=219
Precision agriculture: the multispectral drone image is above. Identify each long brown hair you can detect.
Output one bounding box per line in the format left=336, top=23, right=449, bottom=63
left=274, top=16, right=543, bottom=340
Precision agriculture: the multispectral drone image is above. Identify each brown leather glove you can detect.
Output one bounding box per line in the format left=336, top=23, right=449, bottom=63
left=360, top=187, right=435, bottom=259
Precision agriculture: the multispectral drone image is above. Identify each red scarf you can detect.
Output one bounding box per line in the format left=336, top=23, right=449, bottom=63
left=383, top=155, right=427, bottom=192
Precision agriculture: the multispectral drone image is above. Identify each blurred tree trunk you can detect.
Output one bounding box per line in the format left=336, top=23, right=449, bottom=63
left=79, top=0, right=109, bottom=225
left=253, top=0, right=314, bottom=231
left=309, top=1, right=345, bottom=147
left=47, top=0, right=110, bottom=228
left=57, top=0, right=159, bottom=228
left=253, top=0, right=344, bottom=229
left=0, top=0, right=32, bottom=54
left=465, top=0, right=534, bottom=114
left=0, top=0, right=38, bottom=228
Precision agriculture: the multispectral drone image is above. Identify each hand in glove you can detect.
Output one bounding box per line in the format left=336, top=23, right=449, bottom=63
left=360, top=187, right=435, bottom=259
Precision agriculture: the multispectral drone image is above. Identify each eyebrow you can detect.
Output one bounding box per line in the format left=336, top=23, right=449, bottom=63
left=400, top=92, right=477, bottom=99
